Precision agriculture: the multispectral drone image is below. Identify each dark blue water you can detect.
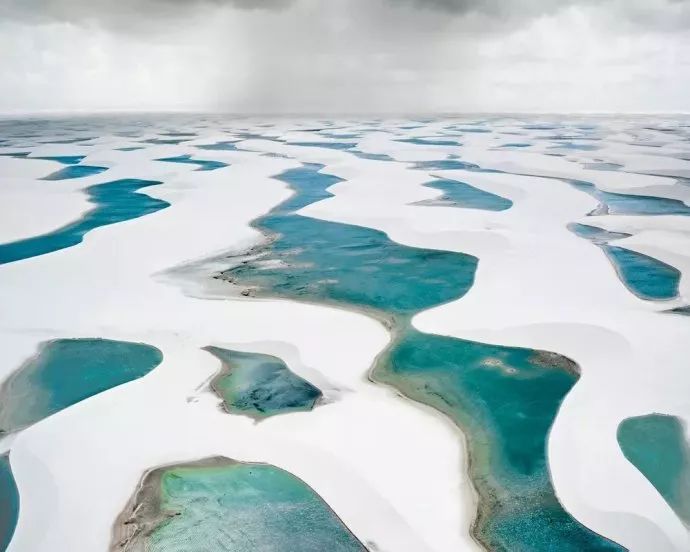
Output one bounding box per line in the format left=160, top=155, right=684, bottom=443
left=569, top=223, right=680, bottom=300
left=0, top=456, right=18, bottom=552
left=500, top=143, right=532, bottom=148
left=218, top=164, right=622, bottom=550
left=204, top=347, right=322, bottom=420
left=421, top=179, right=512, bottom=211
left=0, top=338, right=163, bottom=433
left=42, top=165, right=108, bottom=180
left=0, top=179, right=169, bottom=265
left=605, top=246, right=680, bottom=300
left=155, top=154, right=228, bottom=171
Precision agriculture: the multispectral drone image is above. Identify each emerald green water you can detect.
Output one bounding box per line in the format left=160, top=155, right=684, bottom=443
left=221, top=165, right=477, bottom=316
left=0, top=338, right=163, bottom=433
left=618, top=414, right=690, bottom=526
left=0, top=456, right=18, bottom=552
left=141, top=460, right=366, bottom=552
left=216, top=164, right=623, bottom=550
left=378, top=328, right=620, bottom=551
left=204, top=347, right=321, bottom=419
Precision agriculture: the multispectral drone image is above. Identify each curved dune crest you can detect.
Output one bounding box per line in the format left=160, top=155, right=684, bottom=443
left=2, top=116, right=690, bottom=552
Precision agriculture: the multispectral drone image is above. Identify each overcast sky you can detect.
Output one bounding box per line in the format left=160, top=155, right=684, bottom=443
left=1, top=0, right=689, bottom=113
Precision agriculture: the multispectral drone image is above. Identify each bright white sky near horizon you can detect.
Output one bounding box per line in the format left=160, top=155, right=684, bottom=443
left=0, top=0, right=689, bottom=114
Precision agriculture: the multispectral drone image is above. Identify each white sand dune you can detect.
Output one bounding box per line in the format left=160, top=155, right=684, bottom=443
left=0, top=140, right=473, bottom=552
left=1, top=117, right=689, bottom=552
left=293, top=133, right=690, bottom=550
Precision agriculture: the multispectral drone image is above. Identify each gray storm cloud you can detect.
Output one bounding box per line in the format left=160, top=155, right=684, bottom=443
left=4, top=0, right=690, bottom=27
left=0, top=0, right=292, bottom=26
left=0, top=0, right=689, bottom=113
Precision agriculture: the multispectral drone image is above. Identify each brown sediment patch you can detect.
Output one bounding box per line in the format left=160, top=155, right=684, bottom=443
left=111, top=457, right=237, bottom=552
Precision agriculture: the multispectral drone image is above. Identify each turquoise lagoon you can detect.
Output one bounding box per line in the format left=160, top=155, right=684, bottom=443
left=0, top=178, right=169, bottom=265
left=159, top=131, right=197, bottom=138
left=195, top=141, right=238, bottom=151
left=42, top=165, right=108, bottom=180
left=121, top=459, right=366, bottom=552
left=154, top=154, right=228, bottom=171
left=204, top=347, right=321, bottom=419
left=550, top=142, right=600, bottom=151
left=289, top=141, right=357, bottom=151
left=414, top=158, right=486, bottom=171
left=583, top=162, right=624, bottom=171
left=618, top=414, right=690, bottom=526
left=221, top=165, right=476, bottom=316
left=34, top=155, right=86, bottom=165
left=0, top=153, right=85, bottom=165
left=606, top=246, right=679, bottom=300
left=350, top=151, right=394, bottom=161
left=0, top=456, right=18, bottom=552
left=0, top=338, right=162, bottom=433
left=568, top=180, right=690, bottom=216
left=569, top=223, right=680, bottom=301
left=217, top=164, right=622, bottom=549
left=379, top=329, right=620, bottom=551
left=397, top=137, right=461, bottom=146
left=420, top=179, right=512, bottom=211
left=318, top=132, right=362, bottom=139
left=142, top=138, right=191, bottom=145
left=41, top=137, right=95, bottom=145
